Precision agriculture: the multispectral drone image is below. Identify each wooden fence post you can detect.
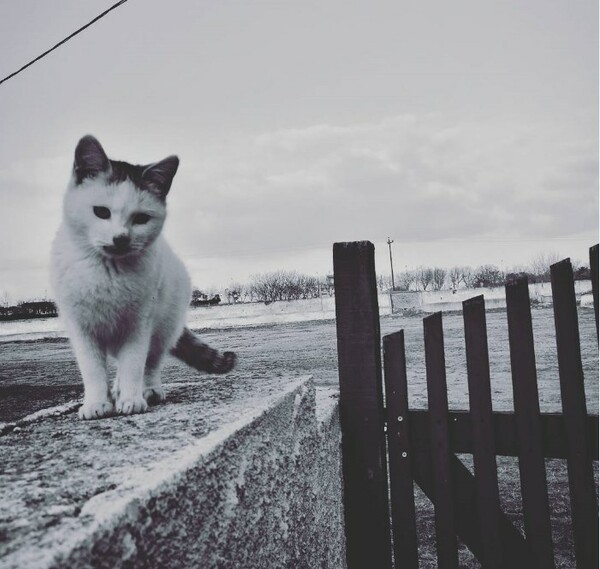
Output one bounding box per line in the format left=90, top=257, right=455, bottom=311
left=333, top=241, right=392, bottom=569
left=551, top=259, right=599, bottom=569
left=590, top=244, right=598, bottom=338
left=463, top=296, right=503, bottom=569
left=383, top=330, right=419, bottom=569
left=505, top=276, right=555, bottom=569
left=424, top=312, right=458, bottom=569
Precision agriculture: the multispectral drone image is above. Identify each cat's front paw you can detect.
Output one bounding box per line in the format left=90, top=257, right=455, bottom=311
left=116, top=397, right=148, bottom=416
left=143, top=387, right=166, bottom=406
left=79, top=400, right=115, bottom=420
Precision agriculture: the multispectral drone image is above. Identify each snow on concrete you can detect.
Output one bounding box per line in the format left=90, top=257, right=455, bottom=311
left=0, top=400, right=80, bottom=435
left=0, top=374, right=345, bottom=569
left=315, top=387, right=340, bottom=430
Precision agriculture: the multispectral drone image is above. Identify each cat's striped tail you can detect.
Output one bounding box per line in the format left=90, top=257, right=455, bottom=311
left=170, top=328, right=236, bottom=374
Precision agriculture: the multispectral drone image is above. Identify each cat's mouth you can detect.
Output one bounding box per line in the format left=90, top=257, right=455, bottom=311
left=102, top=245, right=132, bottom=257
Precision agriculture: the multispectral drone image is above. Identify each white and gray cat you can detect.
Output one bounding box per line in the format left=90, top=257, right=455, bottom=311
left=51, top=135, right=235, bottom=420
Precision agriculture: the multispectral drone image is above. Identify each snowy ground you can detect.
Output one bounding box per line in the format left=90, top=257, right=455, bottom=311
left=0, top=295, right=390, bottom=343
left=0, top=304, right=597, bottom=569
left=1, top=281, right=592, bottom=342
left=0, top=304, right=597, bottom=422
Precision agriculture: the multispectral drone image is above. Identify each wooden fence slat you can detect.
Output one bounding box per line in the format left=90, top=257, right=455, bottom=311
left=383, top=331, right=419, bottom=569
left=333, top=241, right=392, bottom=569
left=590, top=244, right=599, bottom=338
left=424, top=312, right=458, bottom=569
left=550, top=259, right=599, bottom=569
left=411, top=450, right=535, bottom=567
left=463, top=296, right=503, bottom=569
left=505, top=276, right=555, bottom=568
left=407, top=410, right=599, bottom=460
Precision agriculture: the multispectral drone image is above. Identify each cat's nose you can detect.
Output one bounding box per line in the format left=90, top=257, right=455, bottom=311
left=113, top=235, right=130, bottom=249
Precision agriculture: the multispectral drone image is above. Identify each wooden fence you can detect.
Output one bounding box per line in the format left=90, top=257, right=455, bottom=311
left=333, top=241, right=599, bottom=569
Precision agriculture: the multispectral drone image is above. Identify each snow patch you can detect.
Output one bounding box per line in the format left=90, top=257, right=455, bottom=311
left=1, top=400, right=79, bottom=436
left=76, top=377, right=311, bottom=526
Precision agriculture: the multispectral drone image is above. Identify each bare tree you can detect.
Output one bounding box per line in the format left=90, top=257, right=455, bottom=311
left=249, top=273, right=278, bottom=303
left=529, top=251, right=561, bottom=283
left=417, top=266, right=434, bottom=291
left=297, top=274, right=320, bottom=299
left=431, top=267, right=447, bottom=291
left=572, top=260, right=591, bottom=281
left=249, top=271, right=323, bottom=302
left=397, top=270, right=416, bottom=292
left=448, top=267, right=461, bottom=290
left=228, top=282, right=245, bottom=303
left=473, top=265, right=504, bottom=288
left=0, top=290, right=9, bottom=307
left=460, top=266, right=477, bottom=288
left=377, top=274, right=393, bottom=292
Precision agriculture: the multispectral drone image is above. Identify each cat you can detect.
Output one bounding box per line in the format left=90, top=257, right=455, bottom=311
left=51, top=135, right=236, bottom=420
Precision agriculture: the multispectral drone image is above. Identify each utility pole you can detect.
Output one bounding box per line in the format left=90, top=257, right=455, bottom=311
left=387, top=237, right=395, bottom=291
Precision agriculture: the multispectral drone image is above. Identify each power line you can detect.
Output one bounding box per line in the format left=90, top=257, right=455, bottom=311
left=0, top=0, right=130, bottom=88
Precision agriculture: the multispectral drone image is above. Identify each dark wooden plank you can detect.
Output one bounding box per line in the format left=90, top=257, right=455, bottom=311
left=424, top=312, right=458, bottom=569
left=463, top=296, right=503, bottom=569
left=408, top=410, right=599, bottom=460
left=383, top=331, right=419, bottom=569
left=551, top=259, right=599, bottom=569
left=505, top=275, right=555, bottom=568
left=590, top=244, right=598, bottom=338
left=411, top=450, right=535, bottom=567
left=333, top=241, right=392, bottom=569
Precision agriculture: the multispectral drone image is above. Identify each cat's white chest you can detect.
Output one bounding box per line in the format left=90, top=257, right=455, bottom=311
left=75, top=259, right=145, bottom=308
left=51, top=232, right=156, bottom=336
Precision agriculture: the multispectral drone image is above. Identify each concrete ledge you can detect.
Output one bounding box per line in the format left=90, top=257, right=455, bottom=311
left=0, top=375, right=345, bottom=568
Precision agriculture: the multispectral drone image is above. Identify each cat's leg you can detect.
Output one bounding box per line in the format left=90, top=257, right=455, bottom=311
left=115, top=329, right=151, bottom=415
left=142, top=336, right=167, bottom=406
left=111, top=377, right=120, bottom=403
left=67, top=324, right=113, bottom=420
left=143, top=370, right=166, bottom=405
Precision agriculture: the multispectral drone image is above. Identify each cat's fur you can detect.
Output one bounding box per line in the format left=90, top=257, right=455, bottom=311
left=51, top=135, right=235, bottom=420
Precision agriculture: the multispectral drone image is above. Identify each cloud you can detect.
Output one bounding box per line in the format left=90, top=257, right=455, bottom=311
left=167, top=114, right=598, bottom=260
left=0, top=155, right=68, bottom=266
left=0, top=113, right=596, bottom=297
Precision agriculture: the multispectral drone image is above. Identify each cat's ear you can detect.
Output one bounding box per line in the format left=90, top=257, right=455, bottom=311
left=73, top=135, right=110, bottom=184
left=141, top=156, right=179, bottom=200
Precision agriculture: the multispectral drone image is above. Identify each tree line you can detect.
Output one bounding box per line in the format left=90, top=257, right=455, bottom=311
left=191, top=253, right=591, bottom=304
left=378, top=252, right=591, bottom=293
left=5, top=253, right=586, bottom=315
left=222, top=271, right=331, bottom=304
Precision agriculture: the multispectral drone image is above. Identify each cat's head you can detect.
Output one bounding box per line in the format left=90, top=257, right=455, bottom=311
left=63, top=135, right=179, bottom=259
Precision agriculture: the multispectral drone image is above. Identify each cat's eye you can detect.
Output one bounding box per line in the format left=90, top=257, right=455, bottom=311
left=132, top=213, right=151, bottom=225
left=93, top=206, right=111, bottom=219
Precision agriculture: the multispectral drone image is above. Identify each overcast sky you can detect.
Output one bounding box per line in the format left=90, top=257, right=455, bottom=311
left=0, top=0, right=597, bottom=301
